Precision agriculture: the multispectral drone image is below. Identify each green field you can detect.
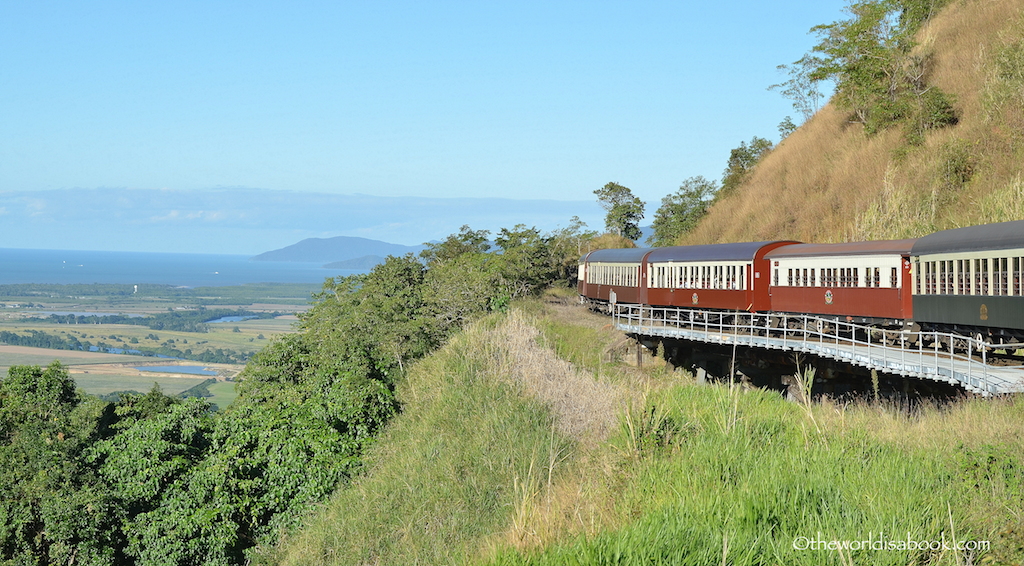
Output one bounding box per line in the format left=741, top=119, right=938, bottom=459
left=71, top=372, right=210, bottom=396
left=0, top=315, right=298, bottom=364
left=0, top=348, right=127, bottom=371
left=205, top=380, right=240, bottom=408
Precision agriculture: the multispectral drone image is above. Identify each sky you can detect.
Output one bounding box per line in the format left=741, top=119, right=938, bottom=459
left=0, top=1, right=849, bottom=253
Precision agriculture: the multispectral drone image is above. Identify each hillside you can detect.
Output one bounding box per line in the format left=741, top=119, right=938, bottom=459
left=267, top=297, right=1024, bottom=565
left=685, top=0, right=1024, bottom=245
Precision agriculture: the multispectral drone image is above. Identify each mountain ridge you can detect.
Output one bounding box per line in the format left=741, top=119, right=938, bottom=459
left=250, top=236, right=425, bottom=263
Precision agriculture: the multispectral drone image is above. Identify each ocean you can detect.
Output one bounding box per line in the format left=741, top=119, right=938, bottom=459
left=0, top=248, right=364, bottom=287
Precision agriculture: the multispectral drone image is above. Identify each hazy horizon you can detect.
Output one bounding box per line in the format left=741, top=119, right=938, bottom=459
left=0, top=187, right=603, bottom=254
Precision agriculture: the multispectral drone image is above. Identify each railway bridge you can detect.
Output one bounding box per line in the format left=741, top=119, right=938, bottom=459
left=612, top=303, right=1024, bottom=397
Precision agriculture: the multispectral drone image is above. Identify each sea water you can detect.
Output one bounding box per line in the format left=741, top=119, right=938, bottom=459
left=0, top=248, right=363, bottom=287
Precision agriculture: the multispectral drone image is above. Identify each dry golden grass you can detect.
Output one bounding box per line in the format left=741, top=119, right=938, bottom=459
left=492, top=308, right=633, bottom=552
left=492, top=310, right=625, bottom=442
left=684, top=0, right=1024, bottom=246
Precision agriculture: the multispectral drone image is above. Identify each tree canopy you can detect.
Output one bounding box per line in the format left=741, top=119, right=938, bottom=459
left=594, top=182, right=645, bottom=241
left=648, top=176, right=719, bottom=247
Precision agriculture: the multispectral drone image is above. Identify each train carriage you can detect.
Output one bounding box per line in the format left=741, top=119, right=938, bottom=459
left=911, top=219, right=1024, bottom=339
left=645, top=241, right=798, bottom=312
left=764, top=239, right=916, bottom=325
left=577, top=248, right=651, bottom=306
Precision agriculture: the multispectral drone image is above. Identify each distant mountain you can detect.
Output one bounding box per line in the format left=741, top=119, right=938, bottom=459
left=251, top=237, right=425, bottom=263
left=323, top=255, right=387, bottom=269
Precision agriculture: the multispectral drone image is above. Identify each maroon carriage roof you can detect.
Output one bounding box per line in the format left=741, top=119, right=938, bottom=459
left=764, top=239, right=918, bottom=259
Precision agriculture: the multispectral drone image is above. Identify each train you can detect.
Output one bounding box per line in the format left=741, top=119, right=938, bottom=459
left=577, top=219, right=1024, bottom=345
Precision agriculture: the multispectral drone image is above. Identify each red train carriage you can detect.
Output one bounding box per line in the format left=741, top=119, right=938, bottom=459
left=764, top=239, right=917, bottom=325
left=644, top=241, right=798, bottom=312
left=577, top=248, right=651, bottom=306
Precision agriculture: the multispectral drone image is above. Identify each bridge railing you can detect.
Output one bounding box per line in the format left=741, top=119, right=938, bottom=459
left=611, top=303, right=1024, bottom=396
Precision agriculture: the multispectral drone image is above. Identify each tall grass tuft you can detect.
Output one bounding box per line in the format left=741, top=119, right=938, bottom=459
left=488, top=384, right=1017, bottom=565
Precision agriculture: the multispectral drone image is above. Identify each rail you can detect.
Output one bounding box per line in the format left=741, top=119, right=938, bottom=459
left=611, top=303, right=1024, bottom=396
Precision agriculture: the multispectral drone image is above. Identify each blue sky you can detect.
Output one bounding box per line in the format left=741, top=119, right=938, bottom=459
left=0, top=1, right=847, bottom=253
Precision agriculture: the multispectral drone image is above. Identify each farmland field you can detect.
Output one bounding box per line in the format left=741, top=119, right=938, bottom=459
left=0, top=283, right=310, bottom=409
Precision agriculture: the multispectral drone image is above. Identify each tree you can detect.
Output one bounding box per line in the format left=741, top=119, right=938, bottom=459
left=798, top=0, right=954, bottom=135
left=647, top=176, right=719, bottom=247
left=593, top=182, right=645, bottom=241
left=420, top=225, right=491, bottom=266
left=778, top=116, right=797, bottom=140
left=548, top=216, right=599, bottom=283
left=720, top=137, right=774, bottom=196
left=769, top=56, right=825, bottom=122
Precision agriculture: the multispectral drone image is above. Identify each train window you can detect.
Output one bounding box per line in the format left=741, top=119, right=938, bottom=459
left=787, top=268, right=793, bottom=286
left=774, top=268, right=779, bottom=286
left=982, top=258, right=990, bottom=295
left=810, top=269, right=816, bottom=287
left=891, top=267, right=899, bottom=288
left=1016, top=258, right=1022, bottom=296
left=999, top=258, right=1008, bottom=296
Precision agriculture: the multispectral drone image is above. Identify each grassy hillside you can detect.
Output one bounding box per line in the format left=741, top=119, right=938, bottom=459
left=685, top=0, right=1024, bottom=245
left=267, top=296, right=1024, bottom=565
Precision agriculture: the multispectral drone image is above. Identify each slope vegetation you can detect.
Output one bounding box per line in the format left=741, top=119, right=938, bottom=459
left=269, top=298, right=1024, bottom=565
left=685, top=0, right=1024, bottom=245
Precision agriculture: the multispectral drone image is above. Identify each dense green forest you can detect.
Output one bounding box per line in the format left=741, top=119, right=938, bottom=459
left=0, top=222, right=591, bottom=565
